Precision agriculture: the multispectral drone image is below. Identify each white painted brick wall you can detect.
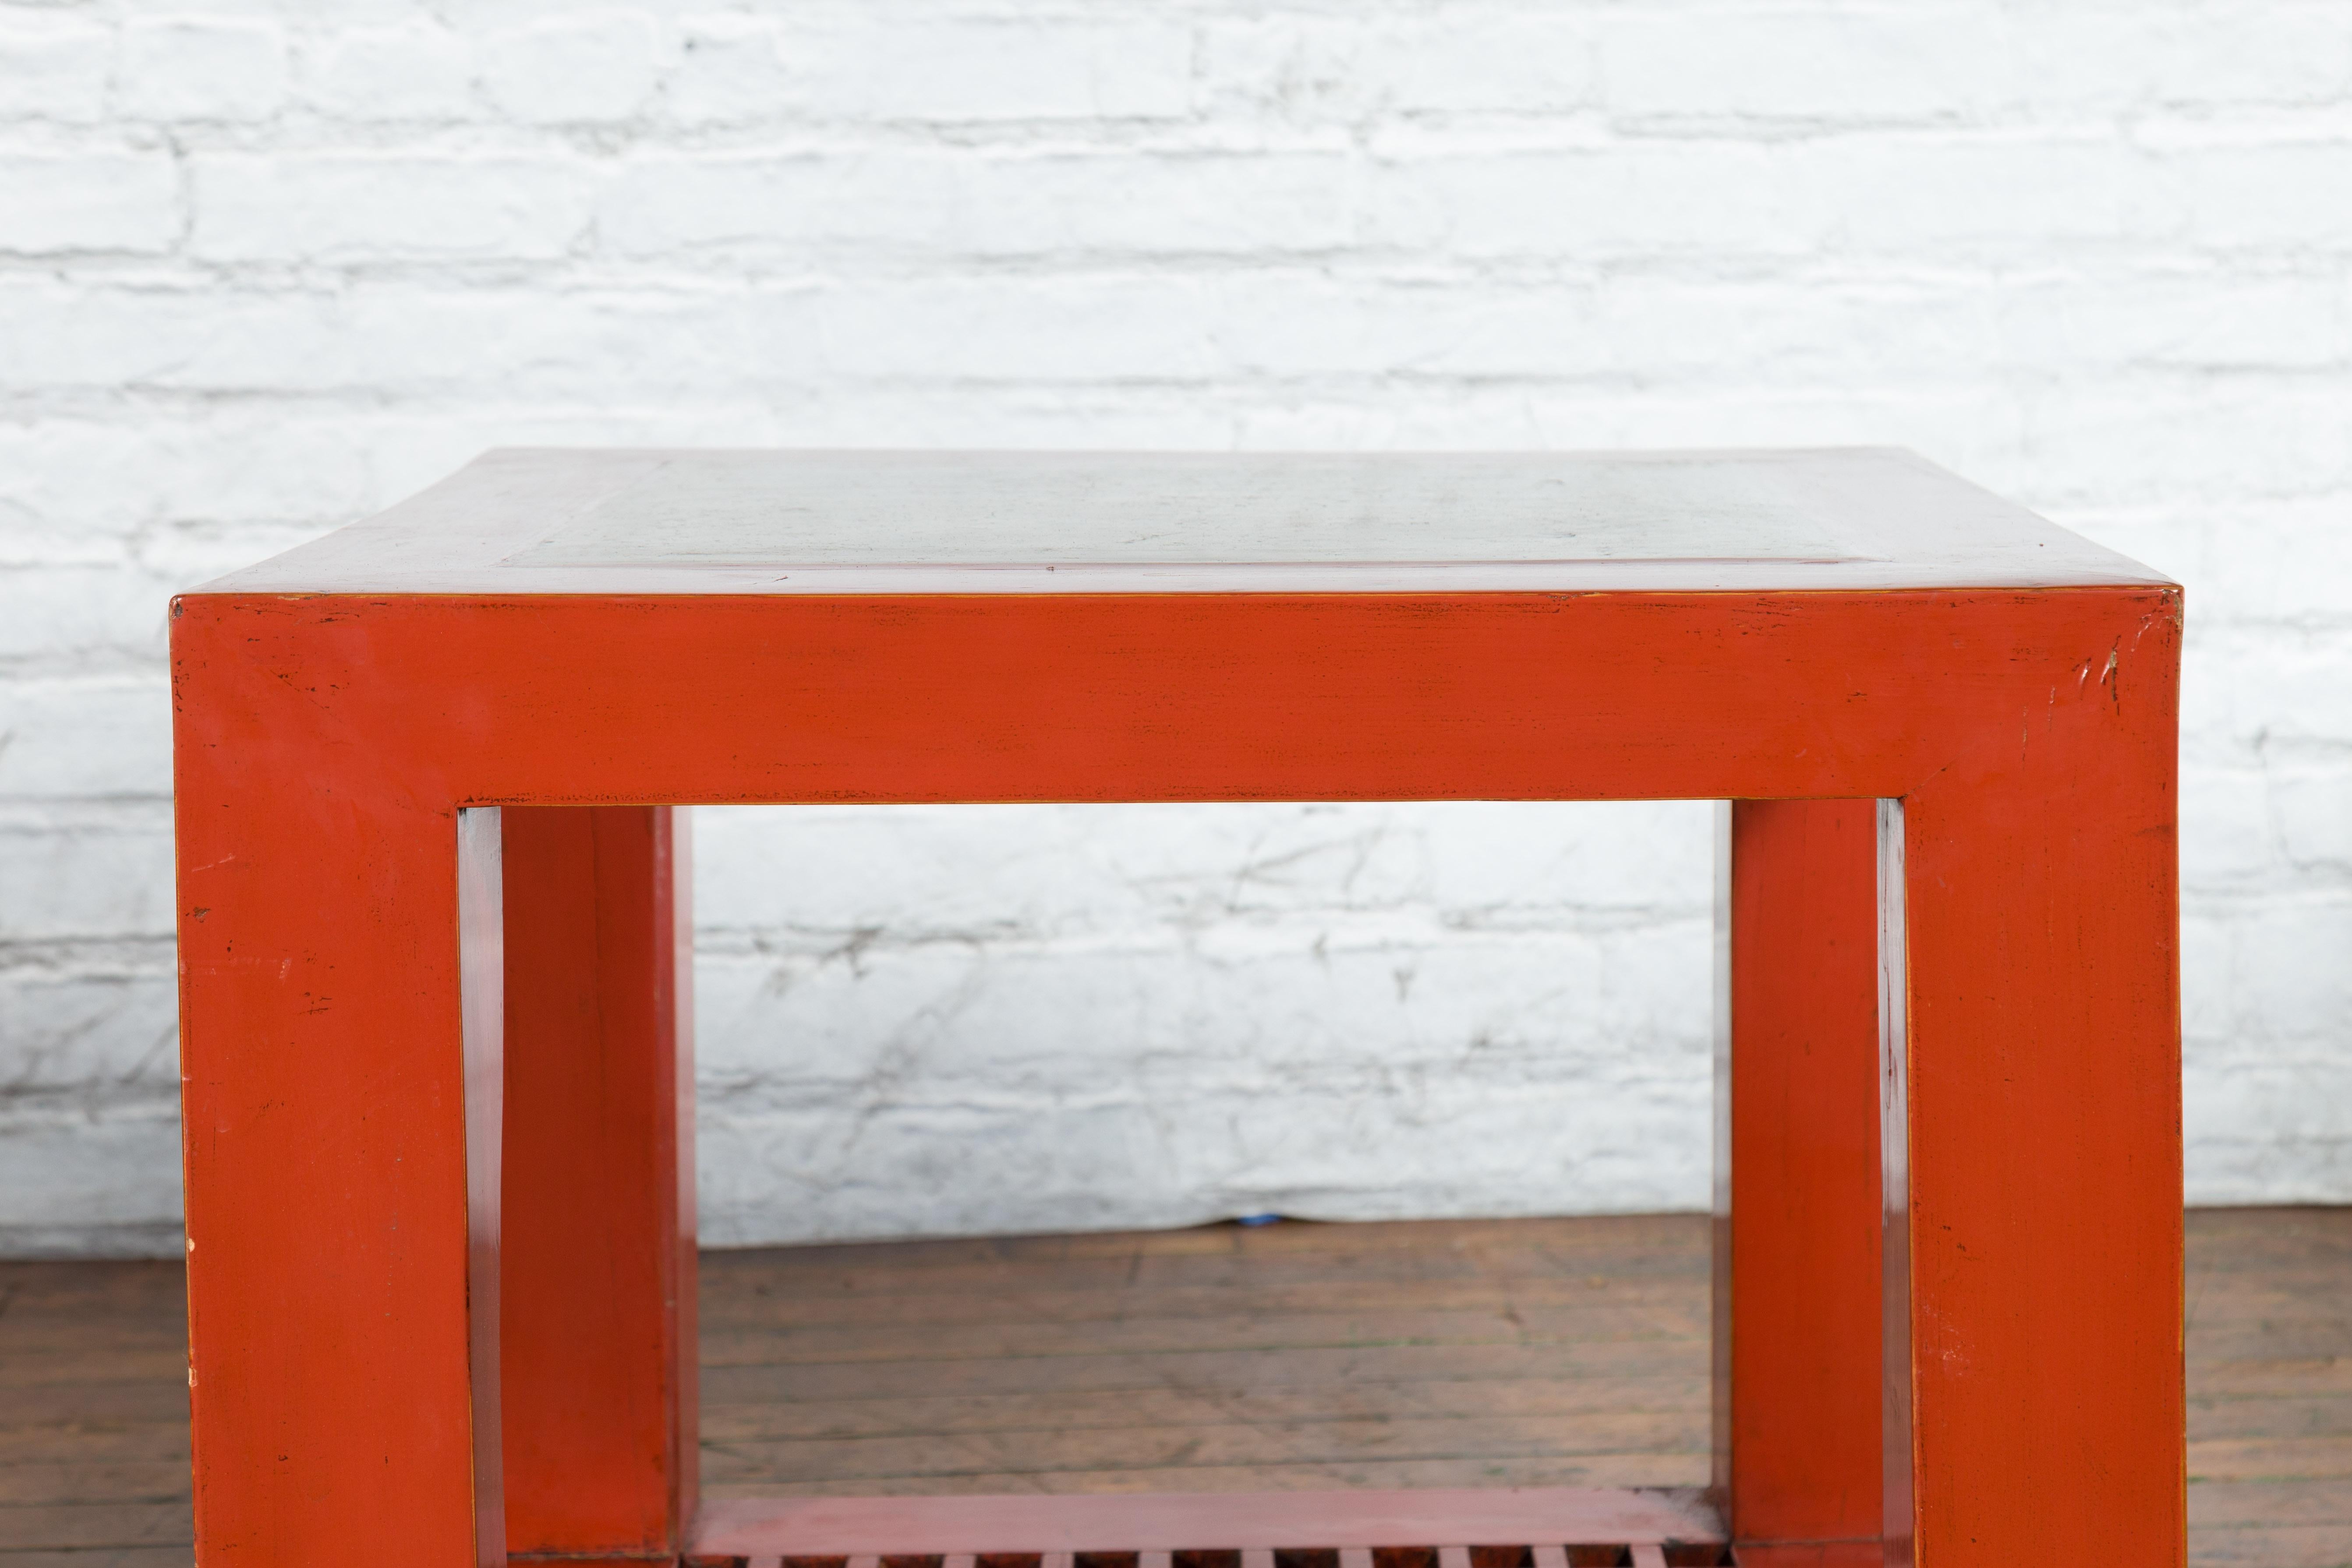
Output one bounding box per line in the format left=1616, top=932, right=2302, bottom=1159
left=693, top=801, right=1716, bottom=1246
left=3, top=0, right=2348, bottom=1256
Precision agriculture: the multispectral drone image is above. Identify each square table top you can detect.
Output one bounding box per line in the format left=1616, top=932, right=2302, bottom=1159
left=198, top=446, right=2169, bottom=598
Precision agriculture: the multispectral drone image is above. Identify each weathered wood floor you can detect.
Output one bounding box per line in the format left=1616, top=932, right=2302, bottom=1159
left=4, top=1208, right=2347, bottom=1565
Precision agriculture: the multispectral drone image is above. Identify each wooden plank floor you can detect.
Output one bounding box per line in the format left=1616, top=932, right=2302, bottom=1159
left=4, top=1208, right=2347, bottom=1564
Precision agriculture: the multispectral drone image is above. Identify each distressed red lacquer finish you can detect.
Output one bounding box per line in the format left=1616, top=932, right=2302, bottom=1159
left=1716, top=800, right=1882, bottom=1565
left=171, top=451, right=2183, bottom=1568
left=499, top=806, right=696, bottom=1565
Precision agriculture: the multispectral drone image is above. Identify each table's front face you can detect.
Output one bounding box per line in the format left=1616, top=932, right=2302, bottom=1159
left=171, top=587, right=2170, bottom=804
left=168, top=586, right=2184, bottom=1568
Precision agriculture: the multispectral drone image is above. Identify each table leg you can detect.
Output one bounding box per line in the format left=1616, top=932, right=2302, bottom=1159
left=1715, top=800, right=1884, bottom=1566
left=1896, top=765, right=2183, bottom=1565
left=501, top=806, right=698, bottom=1566
left=177, top=788, right=497, bottom=1564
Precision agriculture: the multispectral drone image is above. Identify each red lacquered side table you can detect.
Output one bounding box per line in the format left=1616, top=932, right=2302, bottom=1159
left=170, top=449, right=2183, bottom=1568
